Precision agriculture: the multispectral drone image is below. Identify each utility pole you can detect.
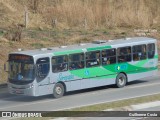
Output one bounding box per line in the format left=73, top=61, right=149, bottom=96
left=25, top=6, right=29, bottom=28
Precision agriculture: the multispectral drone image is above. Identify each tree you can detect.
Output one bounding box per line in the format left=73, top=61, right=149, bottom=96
left=32, top=0, right=39, bottom=13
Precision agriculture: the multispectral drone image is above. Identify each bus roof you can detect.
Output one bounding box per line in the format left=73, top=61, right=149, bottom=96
left=10, top=37, right=156, bottom=56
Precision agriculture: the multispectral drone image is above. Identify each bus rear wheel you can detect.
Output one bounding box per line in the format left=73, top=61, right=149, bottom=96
left=116, top=73, right=127, bottom=88
left=53, top=83, right=65, bottom=98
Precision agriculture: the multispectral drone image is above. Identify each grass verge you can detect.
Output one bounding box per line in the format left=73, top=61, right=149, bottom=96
left=9, top=93, right=160, bottom=119
left=39, top=93, right=160, bottom=118
left=69, top=93, right=160, bottom=111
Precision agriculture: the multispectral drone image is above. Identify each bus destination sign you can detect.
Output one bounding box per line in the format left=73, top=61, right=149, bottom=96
left=9, top=54, right=33, bottom=61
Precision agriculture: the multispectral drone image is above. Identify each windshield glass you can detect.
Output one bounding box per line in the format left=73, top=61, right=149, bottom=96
left=8, top=54, right=35, bottom=81
left=9, top=61, right=35, bottom=81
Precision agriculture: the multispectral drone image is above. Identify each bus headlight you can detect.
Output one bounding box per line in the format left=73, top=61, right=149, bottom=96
left=29, top=84, right=34, bottom=88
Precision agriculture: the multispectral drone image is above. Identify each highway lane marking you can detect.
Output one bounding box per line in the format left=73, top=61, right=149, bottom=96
left=54, top=92, right=160, bottom=111
left=0, top=81, right=160, bottom=109
left=0, top=90, right=160, bottom=111
left=81, top=81, right=160, bottom=95
left=0, top=78, right=160, bottom=110
left=0, top=98, right=59, bottom=110
left=126, top=82, right=160, bottom=89
left=131, top=101, right=160, bottom=110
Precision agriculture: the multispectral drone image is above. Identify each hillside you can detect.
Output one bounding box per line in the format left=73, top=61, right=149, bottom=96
left=0, top=0, right=160, bottom=83
left=0, top=0, right=160, bottom=29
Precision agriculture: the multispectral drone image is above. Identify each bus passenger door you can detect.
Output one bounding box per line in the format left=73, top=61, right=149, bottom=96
left=36, top=57, right=51, bottom=96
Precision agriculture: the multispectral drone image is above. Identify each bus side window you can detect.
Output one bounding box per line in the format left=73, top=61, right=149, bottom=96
left=118, top=47, right=131, bottom=63
left=52, top=55, right=68, bottom=73
left=69, top=53, right=84, bottom=70
left=133, top=44, right=146, bottom=61
left=86, top=51, right=100, bottom=67
left=147, top=43, right=155, bottom=59
left=102, top=48, right=116, bottom=65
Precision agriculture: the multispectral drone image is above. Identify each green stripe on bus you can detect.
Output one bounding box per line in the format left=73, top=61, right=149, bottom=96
left=69, top=59, right=157, bottom=79
left=87, top=46, right=112, bottom=51
left=54, top=49, right=83, bottom=55
left=154, top=54, right=158, bottom=59
left=70, top=67, right=115, bottom=79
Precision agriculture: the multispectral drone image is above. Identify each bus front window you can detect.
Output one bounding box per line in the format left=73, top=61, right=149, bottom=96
left=9, top=61, right=35, bottom=81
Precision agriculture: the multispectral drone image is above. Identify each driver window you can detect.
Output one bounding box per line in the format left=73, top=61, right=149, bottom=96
left=36, top=57, right=50, bottom=81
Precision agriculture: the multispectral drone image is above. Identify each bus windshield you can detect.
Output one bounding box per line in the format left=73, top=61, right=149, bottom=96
left=8, top=54, right=35, bottom=81
left=9, top=61, right=35, bottom=81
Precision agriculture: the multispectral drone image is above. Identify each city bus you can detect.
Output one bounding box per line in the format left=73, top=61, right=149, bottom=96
left=6, top=37, right=158, bottom=98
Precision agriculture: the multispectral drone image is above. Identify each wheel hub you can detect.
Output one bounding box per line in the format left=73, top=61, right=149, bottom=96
left=55, top=86, right=62, bottom=95
left=118, top=77, right=124, bottom=85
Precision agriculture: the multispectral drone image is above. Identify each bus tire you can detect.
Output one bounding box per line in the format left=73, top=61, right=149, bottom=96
left=53, top=83, right=64, bottom=98
left=116, top=73, right=127, bottom=88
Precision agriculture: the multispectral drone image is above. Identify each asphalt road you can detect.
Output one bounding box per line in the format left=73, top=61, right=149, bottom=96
left=0, top=74, right=160, bottom=112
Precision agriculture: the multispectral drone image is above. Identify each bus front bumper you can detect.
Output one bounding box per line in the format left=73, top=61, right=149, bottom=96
left=8, top=83, right=35, bottom=96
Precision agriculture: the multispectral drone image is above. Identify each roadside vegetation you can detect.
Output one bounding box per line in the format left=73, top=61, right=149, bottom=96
left=7, top=93, right=160, bottom=119
left=69, top=93, right=160, bottom=111
left=42, top=94, right=160, bottom=117
left=0, top=0, right=160, bottom=84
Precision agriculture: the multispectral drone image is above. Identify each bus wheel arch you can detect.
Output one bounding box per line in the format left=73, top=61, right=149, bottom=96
left=115, top=72, right=127, bottom=88
left=53, top=82, right=66, bottom=98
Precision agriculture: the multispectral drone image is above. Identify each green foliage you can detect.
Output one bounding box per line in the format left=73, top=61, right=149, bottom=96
left=103, top=30, right=110, bottom=35
left=31, top=43, right=44, bottom=48
left=0, top=30, right=4, bottom=36
left=30, top=32, right=37, bottom=39
left=79, top=29, right=89, bottom=35
left=9, top=41, right=13, bottom=46
left=41, top=37, right=49, bottom=41
left=70, top=93, right=160, bottom=111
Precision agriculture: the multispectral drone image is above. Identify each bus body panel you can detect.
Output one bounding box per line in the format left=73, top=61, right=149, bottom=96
left=8, top=82, right=35, bottom=96
left=7, top=37, right=159, bottom=96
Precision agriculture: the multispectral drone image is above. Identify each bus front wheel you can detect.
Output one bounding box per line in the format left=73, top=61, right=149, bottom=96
left=116, top=73, right=127, bottom=88
left=53, top=83, right=65, bottom=98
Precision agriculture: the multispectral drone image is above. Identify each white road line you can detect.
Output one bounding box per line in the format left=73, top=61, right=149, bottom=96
left=0, top=80, right=160, bottom=111
left=0, top=98, right=59, bottom=110
left=54, top=92, right=160, bottom=111
left=131, top=101, right=160, bottom=110
left=127, top=82, right=160, bottom=89
left=53, top=81, right=160, bottom=100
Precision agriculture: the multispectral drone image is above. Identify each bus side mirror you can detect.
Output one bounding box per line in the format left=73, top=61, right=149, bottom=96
left=4, top=61, right=9, bottom=72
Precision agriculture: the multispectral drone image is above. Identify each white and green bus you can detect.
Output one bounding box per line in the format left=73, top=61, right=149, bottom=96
left=6, top=37, right=158, bottom=98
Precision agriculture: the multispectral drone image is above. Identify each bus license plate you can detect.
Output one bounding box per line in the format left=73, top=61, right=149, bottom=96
left=14, top=89, right=23, bottom=94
